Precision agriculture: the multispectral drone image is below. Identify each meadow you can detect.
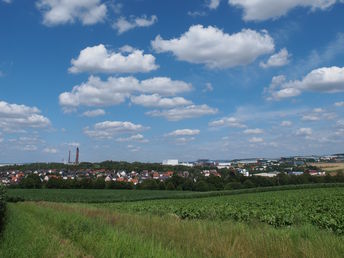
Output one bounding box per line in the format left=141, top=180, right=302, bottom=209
left=311, top=162, right=344, bottom=173
left=1, top=186, right=344, bottom=257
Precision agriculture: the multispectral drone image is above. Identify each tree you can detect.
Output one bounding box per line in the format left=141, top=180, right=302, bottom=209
left=194, top=180, right=209, bottom=192
left=243, top=179, right=255, bottom=188
left=166, top=182, right=175, bottom=190
left=224, top=182, right=242, bottom=190
left=20, top=174, right=42, bottom=189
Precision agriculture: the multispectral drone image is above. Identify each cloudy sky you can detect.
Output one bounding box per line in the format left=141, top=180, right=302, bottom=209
left=1, top=0, right=344, bottom=163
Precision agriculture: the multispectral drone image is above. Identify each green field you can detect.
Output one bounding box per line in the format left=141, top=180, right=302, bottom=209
left=7, top=183, right=344, bottom=203
left=1, top=186, right=344, bottom=257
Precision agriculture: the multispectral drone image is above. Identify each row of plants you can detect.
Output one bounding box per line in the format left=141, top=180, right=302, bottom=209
left=105, top=187, right=344, bottom=234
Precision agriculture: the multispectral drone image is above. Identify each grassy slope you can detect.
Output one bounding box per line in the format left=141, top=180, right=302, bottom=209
left=7, top=183, right=344, bottom=203
left=1, top=202, right=343, bottom=258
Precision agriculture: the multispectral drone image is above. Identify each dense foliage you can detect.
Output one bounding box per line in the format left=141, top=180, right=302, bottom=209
left=13, top=172, right=344, bottom=191
left=0, top=185, right=6, bottom=232
left=106, top=187, right=344, bottom=234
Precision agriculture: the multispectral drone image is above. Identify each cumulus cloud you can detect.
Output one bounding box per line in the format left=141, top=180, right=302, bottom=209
left=84, top=121, right=148, bottom=139
left=130, top=94, right=192, bottom=108
left=228, top=0, right=342, bottom=21
left=151, top=25, right=274, bottom=69
left=147, top=105, right=218, bottom=121
left=296, top=127, right=313, bottom=136
left=0, top=101, right=51, bottom=132
left=82, top=109, right=105, bottom=117
left=69, top=44, right=158, bottom=74
left=208, top=0, right=221, bottom=9
left=335, top=101, right=344, bottom=107
left=36, top=0, right=107, bottom=26
left=59, top=76, right=192, bottom=109
left=2, top=0, right=12, bottom=4
left=116, top=134, right=148, bottom=143
left=244, top=128, right=264, bottom=134
left=166, top=129, right=200, bottom=137
left=43, top=147, right=58, bottom=154
left=301, top=108, right=336, bottom=121
left=281, top=120, right=292, bottom=126
left=248, top=137, right=264, bottom=143
left=209, top=116, right=246, bottom=128
left=260, top=48, right=290, bottom=68
left=266, top=66, right=344, bottom=100
left=113, top=15, right=157, bottom=34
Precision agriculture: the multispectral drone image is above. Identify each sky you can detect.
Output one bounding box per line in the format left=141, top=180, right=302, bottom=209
left=0, top=0, right=344, bottom=163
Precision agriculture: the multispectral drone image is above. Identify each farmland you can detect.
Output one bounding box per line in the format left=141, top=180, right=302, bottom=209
left=1, top=186, right=344, bottom=257
left=311, top=162, right=344, bottom=173
left=7, top=182, right=344, bottom=203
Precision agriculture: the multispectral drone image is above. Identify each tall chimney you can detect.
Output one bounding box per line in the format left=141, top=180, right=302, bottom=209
left=75, top=147, right=79, bottom=165
left=68, top=150, right=71, bottom=164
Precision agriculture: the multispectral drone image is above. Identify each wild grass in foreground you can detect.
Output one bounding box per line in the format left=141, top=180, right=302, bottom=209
left=0, top=202, right=343, bottom=258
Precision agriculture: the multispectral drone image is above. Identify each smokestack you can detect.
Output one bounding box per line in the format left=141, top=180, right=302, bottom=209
left=75, top=147, right=79, bottom=165
left=68, top=150, right=71, bottom=164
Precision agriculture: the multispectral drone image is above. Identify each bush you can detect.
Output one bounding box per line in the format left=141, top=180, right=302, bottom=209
left=194, top=181, right=209, bottom=192
left=166, top=182, right=175, bottom=190
left=225, top=182, right=242, bottom=190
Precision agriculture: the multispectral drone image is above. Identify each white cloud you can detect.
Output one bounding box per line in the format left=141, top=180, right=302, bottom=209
left=260, top=48, right=290, bottom=68
left=296, top=127, right=313, bottom=136
left=335, top=101, right=344, bottom=107
left=166, top=129, right=200, bottom=137
left=208, top=0, right=221, bottom=9
left=69, top=44, right=158, bottom=74
left=130, top=94, right=192, bottom=108
left=43, top=147, right=58, bottom=154
left=301, top=108, right=336, bottom=121
left=63, top=142, right=80, bottom=148
left=147, top=105, right=218, bottom=121
left=84, top=121, right=148, bottom=139
left=244, top=128, right=264, bottom=134
left=248, top=137, right=264, bottom=143
left=59, top=76, right=192, bottom=109
left=228, top=0, right=342, bottom=21
left=152, top=25, right=274, bottom=69
left=209, top=116, right=246, bottom=128
left=0, top=101, right=51, bottom=132
left=36, top=0, right=107, bottom=26
left=281, top=120, right=292, bottom=126
left=82, top=109, right=105, bottom=117
left=113, top=15, right=157, bottom=34
left=116, top=134, right=148, bottom=143
left=2, top=0, right=12, bottom=4
left=266, top=66, right=344, bottom=100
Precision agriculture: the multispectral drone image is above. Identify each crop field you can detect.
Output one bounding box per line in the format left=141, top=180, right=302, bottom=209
left=7, top=183, right=344, bottom=203
left=1, top=186, right=344, bottom=257
left=310, top=162, right=344, bottom=173
left=100, top=187, right=344, bottom=234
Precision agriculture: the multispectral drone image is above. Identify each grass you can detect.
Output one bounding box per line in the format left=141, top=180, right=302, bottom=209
left=1, top=202, right=344, bottom=258
left=7, top=183, right=344, bottom=203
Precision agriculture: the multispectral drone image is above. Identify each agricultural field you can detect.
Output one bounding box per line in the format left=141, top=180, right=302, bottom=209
left=7, top=183, right=344, bottom=203
left=1, top=186, right=344, bottom=257
left=100, top=187, right=344, bottom=234
left=310, top=162, right=344, bottom=173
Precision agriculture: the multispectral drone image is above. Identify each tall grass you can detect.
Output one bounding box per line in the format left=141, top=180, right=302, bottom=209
left=1, top=202, right=343, bottom=258
left=0, top=185, right=6, bottom=232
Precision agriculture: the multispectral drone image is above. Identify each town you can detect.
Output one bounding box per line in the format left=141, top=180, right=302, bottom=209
left=1, top=149, right=344, bottom=190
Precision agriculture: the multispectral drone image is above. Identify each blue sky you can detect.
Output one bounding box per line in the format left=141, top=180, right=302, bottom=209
left=0, top=0, right=344, bottom=163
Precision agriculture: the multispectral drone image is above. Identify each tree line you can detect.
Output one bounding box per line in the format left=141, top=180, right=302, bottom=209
left=11, top=171, right=344, bottom=191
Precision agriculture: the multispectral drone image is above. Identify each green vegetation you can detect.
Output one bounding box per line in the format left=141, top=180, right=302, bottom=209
left=1, top=202, right=343, bottom=258
left=7, top=183, right=344, bottom=203
left=0, top=185, right=6, bottom=231
left=100, top=187, right=344, bottom=234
